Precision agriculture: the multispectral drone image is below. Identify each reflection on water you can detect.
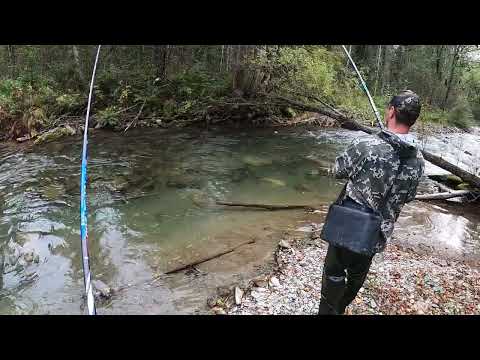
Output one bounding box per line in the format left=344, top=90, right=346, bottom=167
left=396, top=200, right=480, bottom=259
left=0, top=127, right=344, bottom=314
left=0, top=126, right=479, bottom=314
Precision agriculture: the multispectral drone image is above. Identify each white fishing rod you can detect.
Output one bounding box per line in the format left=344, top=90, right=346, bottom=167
left=341, top=45, right=385, bottom=130
left=80, top=45, right=102, bottom=315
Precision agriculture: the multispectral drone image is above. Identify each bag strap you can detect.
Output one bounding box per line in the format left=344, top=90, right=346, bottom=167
left=334, top=183, right=348, bottom=205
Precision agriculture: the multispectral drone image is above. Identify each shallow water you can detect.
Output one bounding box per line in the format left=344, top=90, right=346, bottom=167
left=0, top=126, right=478, bottom=314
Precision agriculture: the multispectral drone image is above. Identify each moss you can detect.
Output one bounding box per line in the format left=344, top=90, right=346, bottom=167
left=34, top=125, right=76, bottom=145
left=456, top=182, right=471, bottom=190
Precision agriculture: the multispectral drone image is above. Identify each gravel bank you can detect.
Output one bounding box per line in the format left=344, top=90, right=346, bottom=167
left=220, top=235, right=480, bottom=315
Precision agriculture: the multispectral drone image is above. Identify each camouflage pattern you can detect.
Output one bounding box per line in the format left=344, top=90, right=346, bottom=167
left=334, top=130, right=425, bottom=252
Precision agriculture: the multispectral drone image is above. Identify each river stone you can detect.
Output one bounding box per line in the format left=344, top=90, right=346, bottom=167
left=211, top=306, right=226, bottom=315
left=269, top=276, right=280, bottom=288
left=253, top=276, right=268, bottom=288
left=242, top=155, right=272, bottom=167
left=294, top=183, right=313, bottom=192
left=260, top=177, right=286, bottom=187
left=207, top=296, right=217, bottom=308
left=34, top=125, right=76, bottom=145
left=166, top=174, right=200, bottom=189
left=217, top=286, right=231, bottom=298
left=305, top=169, right=320, bottom=177
left=230, top=167, right=250, bottom=183
left=41, top=183, right=66, bottom=200
left=92, top=280, right=112, bottom=298
left=187, top=189, right=210, bottom=207
left=234, top=286, right=244, bottom=305
left=278, top=240, right=291, bottom=249
left=112, top=176, right=129, bottom=192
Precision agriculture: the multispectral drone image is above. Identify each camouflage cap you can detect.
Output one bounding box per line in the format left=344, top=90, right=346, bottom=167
left=389, top=90, right=421, bottom=119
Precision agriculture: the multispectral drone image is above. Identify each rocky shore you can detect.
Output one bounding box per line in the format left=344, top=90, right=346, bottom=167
left=209, top=232, right=480, bottom=315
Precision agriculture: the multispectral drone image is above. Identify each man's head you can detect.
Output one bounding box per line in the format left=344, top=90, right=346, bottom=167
left=384, top=90, right=421, bottom=133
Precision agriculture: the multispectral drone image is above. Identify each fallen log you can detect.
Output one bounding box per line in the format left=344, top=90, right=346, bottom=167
left=216, top=200, right=314, bottom=211
left=165, top=239, right=255, bottom=274
left=429, top=179, right=456, bottom=193
left=266, top=94, right=480, bottom=189
left=216, top=190, right=475, bottom=212
left=414, top=190, right=472, bottom=201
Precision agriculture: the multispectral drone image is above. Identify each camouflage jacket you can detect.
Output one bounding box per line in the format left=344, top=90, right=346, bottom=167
left=334, top=130, right=425, bottom=252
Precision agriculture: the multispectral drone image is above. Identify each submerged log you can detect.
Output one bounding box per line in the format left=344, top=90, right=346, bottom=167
left=165, top=239, right=255, bottom=274
left=266, top=94, right=480, bottom=189
left=216, top=190, right=476, bottom=211
left=216, top=201, right=314, bottom=211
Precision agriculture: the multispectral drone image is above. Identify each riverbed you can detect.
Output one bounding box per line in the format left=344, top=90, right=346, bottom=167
left=0, top=126, right=478, bottom=314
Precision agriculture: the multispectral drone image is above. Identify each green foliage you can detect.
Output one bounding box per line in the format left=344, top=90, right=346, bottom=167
left=55, top=93, right=82, bottom=113
left=96, top=106, right=120, bottom=128
left=170, top=67, right=230, bottom=100
left=0, top=45, right=479, bottom=135
left=446, top=97, right=475, bottom=129
left=470, top=102, right=480, bottom=123
left=254, top=46, right=346, bottom=102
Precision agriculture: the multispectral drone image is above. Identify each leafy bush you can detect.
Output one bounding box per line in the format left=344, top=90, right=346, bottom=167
left=447, top=98, right=475, bottom=129
left=418, top=104, right=447, bottom=125
left=470, top=102, right=480, bottom=123
left=55, top=93, right=82, bottom=113
left=253, top=46, right=346, bottom=101
left=96, top=106, right=120, bottom=128
left=170, top=67, right=230, bottom=100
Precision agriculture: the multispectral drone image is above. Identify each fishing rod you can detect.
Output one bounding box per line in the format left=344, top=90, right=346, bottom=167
left=341, top=45, right=385, bottom=131
left=80, top=45, right=102, bottom=315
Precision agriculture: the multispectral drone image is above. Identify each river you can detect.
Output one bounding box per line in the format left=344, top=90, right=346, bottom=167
left=0, top=126, right=479, bottom=314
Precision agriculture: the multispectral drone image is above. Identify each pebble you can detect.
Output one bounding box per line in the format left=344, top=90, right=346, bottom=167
left=234, top=287, right=244, bottom=305
left=253, top=277, right=268, bottom=288
left=227, top=238, right=480, bottom=316
left=278, top=240, right=291, bottom=249
left=212, top=307, right=226, bottom=315
left=269, top=276, right=281, bottom=288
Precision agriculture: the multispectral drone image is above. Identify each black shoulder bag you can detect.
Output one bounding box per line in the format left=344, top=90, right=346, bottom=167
left=320, top=162, right=404, bottom=257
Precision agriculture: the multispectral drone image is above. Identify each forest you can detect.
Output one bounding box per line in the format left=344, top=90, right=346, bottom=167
left=1, top=45, right=480, bottom=316
left=1, top=45, right=480, bottom=142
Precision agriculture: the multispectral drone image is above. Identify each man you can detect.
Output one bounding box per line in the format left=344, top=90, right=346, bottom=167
left=317, top=90, right=425, bottom=315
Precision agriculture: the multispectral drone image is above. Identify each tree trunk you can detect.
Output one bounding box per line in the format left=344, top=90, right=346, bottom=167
left=436, top=45, right=444, bottom=81
left=71, top=45, right=85, bottom=84
left=442, top=45, right=461, bottom=110
left=7, top=45, right=16, bottom=77
left=374, top=45, right=383, bottom=96
left=220, top=45, right=224, bottom=71
left=415, top=190, right=471, bottom=200
left=266, top=94, right=480, bottom=189
left=153, top=45, right=169, bottom=80
left=382, top=45, right=392, bottom=93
